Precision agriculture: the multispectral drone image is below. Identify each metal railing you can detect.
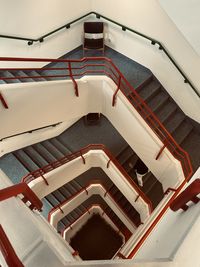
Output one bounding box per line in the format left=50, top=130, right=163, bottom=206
left=0, top=11, right=199, bottom=98
left=0, top=55, right=192, bottom=183
left=48, top=181, right=141, bottom=228
left=0, top=122, right=61, bottom=142
left=23, top=144, right=153, bottom=214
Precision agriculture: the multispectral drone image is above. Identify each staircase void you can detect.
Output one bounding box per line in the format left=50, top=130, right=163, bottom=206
left=0, top=46, right=200, bottom=263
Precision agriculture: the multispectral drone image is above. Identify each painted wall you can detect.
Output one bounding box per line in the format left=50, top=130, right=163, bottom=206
left=0, top=0, right=91, bottom=67
left=0, top=171, right=75, bottom=266
left=159, top=0, right=200, bottom=56
left=91, top=0, right=200, bottom=123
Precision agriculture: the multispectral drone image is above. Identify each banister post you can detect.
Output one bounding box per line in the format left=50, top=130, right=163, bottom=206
left=112, top=75, right=121, bottom=106
left=0, top=92, right=8, bottom=109
left=68, top=62, right=79, bottom=97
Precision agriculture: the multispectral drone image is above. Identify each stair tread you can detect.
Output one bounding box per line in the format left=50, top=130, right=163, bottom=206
left=147, top=91, right=169, bottom=112
left=11, top=70, right=35, bottom=82
left=42, top=140, right=64, bottom=159
left=13, top=150, right=39, bottom=172
left=135, top=75, right=154, bottom=92
left=156, top=102, right=177, bottom=124
left=122, top=154, right=138, bottom=173
left=45, top=194, right=60, bottom=207
left=26, top=70, right=46, bottom=81
left=164, top=111, right=185, bottom=134
left=117, top=146, right=136, bottom=166
left=136, top=80, right=161, bottom=101
left=33, top=143, right=56, bottom=163
left=0, top=71, right=21, bottom=83
left=49, top=138, right=71, bottom=155
left=23, top=146, right=48, bottom=168
left=172, top=119, right=194, bottom=145
left=52, top=190, right=66, bottom=203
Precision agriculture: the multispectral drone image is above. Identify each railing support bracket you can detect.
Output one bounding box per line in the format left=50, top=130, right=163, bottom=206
left=0, top=92, right=8, bottom=109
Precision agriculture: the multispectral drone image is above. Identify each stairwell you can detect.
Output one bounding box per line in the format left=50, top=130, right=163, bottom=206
left=0, top=46, right=200, bottom=263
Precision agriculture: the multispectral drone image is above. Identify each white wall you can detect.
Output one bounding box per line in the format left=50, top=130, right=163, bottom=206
left=0, top=0, right=91, bottom=67
left=0, top=171, right=75, bottom=266
left=159, top=0, right=200, bottom=56
left=91, top=0, right=200, bottom=123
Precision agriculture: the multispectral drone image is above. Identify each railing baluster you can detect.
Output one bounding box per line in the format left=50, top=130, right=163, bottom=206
left=68, top=62, right=79, bottom=97
left=0, top=92, right=8, bottom=109
left=112, top=75, right=121, bottom=106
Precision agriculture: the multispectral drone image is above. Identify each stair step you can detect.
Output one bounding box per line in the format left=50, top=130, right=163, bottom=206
left=42, top=140, right=64, bottom=159
left=116, top=146, right=134, bottom=165
left=61, top=217, right=70, bottom=226
left=33, top=143, right=57, bottom=163
left=59, top=185, right=73, bottom=199
left=145, top=180, right=164, bottom=209
left=45, top=194, right=60, bottom=207
left=0, top=79, right=6, bottom=84
left=52, top=190, right=66, bottom=203
left=71, top=180, right=83, bottom=191
left=23, top=146, right=48, bottom=168
left=11, top=70, right=34, bottom=82
left=49, top=138, right=72, bottom=155
left=13, top=150, right=39, bottom=172
left=57, top=221, right=66, bottom=233
left=39, top=69, right=65, bottom=81
left=135, top=75, right=153, bottom=92
left=172, top=119, right=194, bottom=145
left=147, top=91, right=169, bottom=113
left=156, top=102, right=177, bottom=124
left=25, top=70, right=46, bottom=81
left=63, top=182, right=78, bottom=195
left=122, top=153, right=138, bottom=173
left=136, top=80, right=161, bottom=102
left=164, top=111, right=185, bottom=134
left=0, top=71, right=20, bottom=83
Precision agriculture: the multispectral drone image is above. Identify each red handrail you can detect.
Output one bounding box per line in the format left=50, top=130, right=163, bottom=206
left=48, top=181, right=141, bottom=227
left=0, top=225, right=24, bottom=267
left=0, top=182, right=43, bottom=211
left=170, top=179, right=200, bottom=211
left=0, top=56, right=192, bottom=182
left=22, top=144, right=153, bottom=213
